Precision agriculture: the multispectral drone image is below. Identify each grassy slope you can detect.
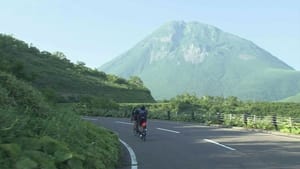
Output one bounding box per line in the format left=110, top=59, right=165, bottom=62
left=0, top=71, right=120, bottom=169
left=0, top=34, right=155, bottom=103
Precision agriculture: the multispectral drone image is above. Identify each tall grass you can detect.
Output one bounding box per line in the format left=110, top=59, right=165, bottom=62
left=0, top=71, right=120, bottom=169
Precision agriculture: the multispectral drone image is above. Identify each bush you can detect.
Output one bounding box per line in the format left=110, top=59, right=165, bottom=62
left=0, top=71, right=120, bottom=169
left=0, top=71, right=49, bottom=115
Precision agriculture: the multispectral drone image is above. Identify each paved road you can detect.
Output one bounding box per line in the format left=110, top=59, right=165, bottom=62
left=84, top=117, right=300, bottom=169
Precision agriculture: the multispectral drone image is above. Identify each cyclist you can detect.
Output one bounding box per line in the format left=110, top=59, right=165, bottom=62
left=131, top=107, right=139, bottom=134
left=137, top=105, right=148, bottom=136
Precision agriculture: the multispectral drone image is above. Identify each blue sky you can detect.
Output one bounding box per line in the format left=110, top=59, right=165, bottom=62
left=1, top=0, right=300, bottom=70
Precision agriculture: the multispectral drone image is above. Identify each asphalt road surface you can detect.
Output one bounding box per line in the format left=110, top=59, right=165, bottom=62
left=84, top=117, right=300, bottom=169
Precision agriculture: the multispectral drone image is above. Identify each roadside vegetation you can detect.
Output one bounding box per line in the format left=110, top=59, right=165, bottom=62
left=1, top=33, right=299, bottom=169
left=76, top=94, right=300, bottom=134
left=0, top=72, right=120, bottom=169
left=0, top=34, right=129, bottom=169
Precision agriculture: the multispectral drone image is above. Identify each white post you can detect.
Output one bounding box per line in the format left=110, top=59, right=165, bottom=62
left=289, top=117, right=293, bottom=127
left=289, top=117, right=293, bottom=133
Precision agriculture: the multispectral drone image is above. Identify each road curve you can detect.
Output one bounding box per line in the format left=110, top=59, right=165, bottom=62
left=84, top=117, right=300, bottom=169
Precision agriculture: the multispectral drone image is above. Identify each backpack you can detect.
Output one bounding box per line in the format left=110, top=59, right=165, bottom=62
left=139, top=109, right=147, bottom=120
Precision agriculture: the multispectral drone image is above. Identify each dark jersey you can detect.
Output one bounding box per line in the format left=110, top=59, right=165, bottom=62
left=131, top=108, right=139, bottom=121
left=138, top=109, right=147, bottom=121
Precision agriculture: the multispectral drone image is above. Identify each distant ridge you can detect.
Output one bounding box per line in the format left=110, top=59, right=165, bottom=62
left=100, top=21, right=300, bottom=101
left=280, top=93, right=300, bottom=103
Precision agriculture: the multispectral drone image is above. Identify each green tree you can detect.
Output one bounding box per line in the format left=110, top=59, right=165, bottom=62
left=53, top=51, right=66, bottom=60
left=128, top=76, right=144, bottom=87
left=76, top=61, right=86, bottom=67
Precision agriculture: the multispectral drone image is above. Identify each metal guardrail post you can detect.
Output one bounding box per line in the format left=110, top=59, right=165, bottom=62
left=191, top=112, right=195, bottom=121
left=243, top=113, right=248, bottom=126
left=272, top=114, right=278, bottom=131
left=217, top=112, right=223, bottom=124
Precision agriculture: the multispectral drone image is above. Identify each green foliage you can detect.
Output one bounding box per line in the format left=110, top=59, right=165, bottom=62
left=0, top=144, right=21, bottom=158
left=67, top=158, right=84, bottom=169
left=0, top=70, right=120, bottom=169
left=73, top=95, right=120, bottom=116
left=22, top=150, right=56, bottom=169
left=104, top=94, right=300, bottom=135
left=0, top=33, right=154, bottom=103
left=53, top=51, right=67, bottom=60
left=280, top=92, right=300, bottom=103
left=0, top=71, right=49, bottom=115
left=16, top=157, right=38, bottom=169
left=128, top=76, right=145, bottom=88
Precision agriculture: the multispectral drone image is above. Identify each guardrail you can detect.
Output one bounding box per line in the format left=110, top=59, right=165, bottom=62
left=223, top=113, right=300, bottom=133
left=168, top=112, right=300, bottom=134
left=75, top=104, right=300, bottom=135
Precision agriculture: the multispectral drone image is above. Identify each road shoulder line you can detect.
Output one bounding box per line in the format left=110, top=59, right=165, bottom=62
left=119, top=139, right=138, bottom=169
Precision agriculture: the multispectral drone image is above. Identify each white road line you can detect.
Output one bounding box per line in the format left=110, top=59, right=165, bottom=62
left=174, top=125, right=208, bottom=128
left=204, top=139, right=236, bottom=151
left=115, top=121, right=133, bottom=125
left=119, top=139, right=138, bottom=169
left=156, top=128, right=180, bottom=134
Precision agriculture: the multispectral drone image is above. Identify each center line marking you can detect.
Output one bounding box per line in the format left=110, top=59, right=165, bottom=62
left=204, top=139, right=236, bottom=151
left=115, top=121, right=133, bottom=125
left=157, top=128, right=180, bottom=134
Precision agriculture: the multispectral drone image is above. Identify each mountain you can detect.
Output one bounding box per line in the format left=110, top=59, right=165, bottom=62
left=0, top=34, right=155, bottom=103
left=100, top=21, right=300, bottom=101
left=280, top=93, right=300, bottom=103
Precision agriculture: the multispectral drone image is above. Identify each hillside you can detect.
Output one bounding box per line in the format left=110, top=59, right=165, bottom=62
left=0, top=34, right=155, bottom=103
left=0, top=70, right=120, bottom=169
left=100, top=21, right=300, bottom=101
left=280, top=93, right=300, bottom=103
